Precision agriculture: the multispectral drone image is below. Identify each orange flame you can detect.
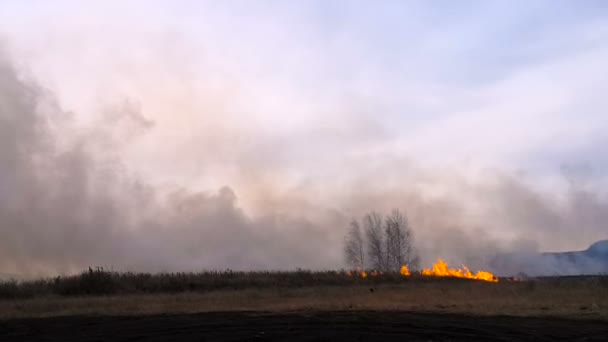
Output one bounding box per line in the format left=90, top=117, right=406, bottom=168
left=354, top=267, right=368, bottom=278
left=345, top=268, right=369, bottom=278
left=421, top=258, right=498, bottom=282
left=400, top=265, right=411, bottom=276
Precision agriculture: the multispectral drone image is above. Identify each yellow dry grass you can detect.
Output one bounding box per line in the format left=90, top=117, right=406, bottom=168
left=1, top=279, right=607, bottom=320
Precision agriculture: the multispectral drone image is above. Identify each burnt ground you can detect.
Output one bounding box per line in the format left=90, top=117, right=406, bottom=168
left=1, top=311, right=606, bottom=341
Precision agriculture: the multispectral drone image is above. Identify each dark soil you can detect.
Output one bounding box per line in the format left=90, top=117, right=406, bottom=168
left=1, top=311, right=606, bottom=341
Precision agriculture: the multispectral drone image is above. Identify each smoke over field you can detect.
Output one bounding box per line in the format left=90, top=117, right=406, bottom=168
left=1, top=50, right=606, bottom=277
left=1, top=2, right=608, bottom=278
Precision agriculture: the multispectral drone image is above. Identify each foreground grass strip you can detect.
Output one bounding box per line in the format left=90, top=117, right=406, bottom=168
left=1, top=280, right=607, bottom=320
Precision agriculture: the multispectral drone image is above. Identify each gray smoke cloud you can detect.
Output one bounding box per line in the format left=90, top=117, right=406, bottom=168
left=0, top=48, right=607, bottom=278
left=0, top=52, right=345, bottom=277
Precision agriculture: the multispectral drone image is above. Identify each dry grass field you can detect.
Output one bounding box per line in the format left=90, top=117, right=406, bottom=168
left=2, top=272, right=608, bottom=340
left=1, top=273, right=607, bottom=320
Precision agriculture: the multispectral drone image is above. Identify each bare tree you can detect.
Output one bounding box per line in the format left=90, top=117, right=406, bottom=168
left=344, top=209, right=419, bottom=272
left=385, top=213, right=398, bottom=270
left=343, top=220, right=365, bottom=269
left=364, top=212, right=386, bottom=270
left=385, top=209, right=419, bottom=271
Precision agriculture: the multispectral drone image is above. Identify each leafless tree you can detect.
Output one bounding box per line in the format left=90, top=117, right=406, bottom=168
left=343, top=220, right=365, bottom=269
left=363, top=212, right=385, bottom=270
left=345, top=209, right=419, bottom=272
left=385, top=209, right=419, bottom=271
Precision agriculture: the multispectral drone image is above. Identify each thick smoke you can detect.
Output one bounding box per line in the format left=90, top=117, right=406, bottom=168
left=336, top=170, right=608, bottom=275
left=1, top=50, right=607, bottom=278
left=0, top=53, right=344, bottom=277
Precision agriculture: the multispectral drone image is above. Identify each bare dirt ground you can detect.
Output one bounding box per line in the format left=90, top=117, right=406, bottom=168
left=1, top=310, right=607, bottom=341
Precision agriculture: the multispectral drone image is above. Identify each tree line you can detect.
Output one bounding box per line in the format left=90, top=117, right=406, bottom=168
left=344, top=209, right=420, bottom=271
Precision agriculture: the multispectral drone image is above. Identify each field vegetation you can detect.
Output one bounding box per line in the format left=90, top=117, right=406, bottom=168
left=1, top=268, right=607, bottom=320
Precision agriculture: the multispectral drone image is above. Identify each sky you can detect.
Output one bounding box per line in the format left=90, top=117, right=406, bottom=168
left=1, top=1, right=608, bottom=276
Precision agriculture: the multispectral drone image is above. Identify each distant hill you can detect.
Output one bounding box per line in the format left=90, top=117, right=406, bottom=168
left=490, top=240, right=608, bottom=277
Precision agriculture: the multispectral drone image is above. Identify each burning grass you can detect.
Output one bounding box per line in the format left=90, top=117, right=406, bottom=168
left=421, top=258, right=498, bottom=282
left=0, top=263, right=497, bottom=300
left=0, top=259, right=498, bottom=300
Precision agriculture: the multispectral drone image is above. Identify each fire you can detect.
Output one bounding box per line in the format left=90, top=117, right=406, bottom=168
left=421, top=258, right=498, bottom=282
left=345, top=268, right=369, bottom=278
left=346, top=259, right=497, bottom=282
left=355, top=267, right=368, bottom=278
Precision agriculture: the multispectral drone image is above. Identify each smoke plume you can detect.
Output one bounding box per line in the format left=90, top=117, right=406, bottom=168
left=1, top=12, right=607, bottom=277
